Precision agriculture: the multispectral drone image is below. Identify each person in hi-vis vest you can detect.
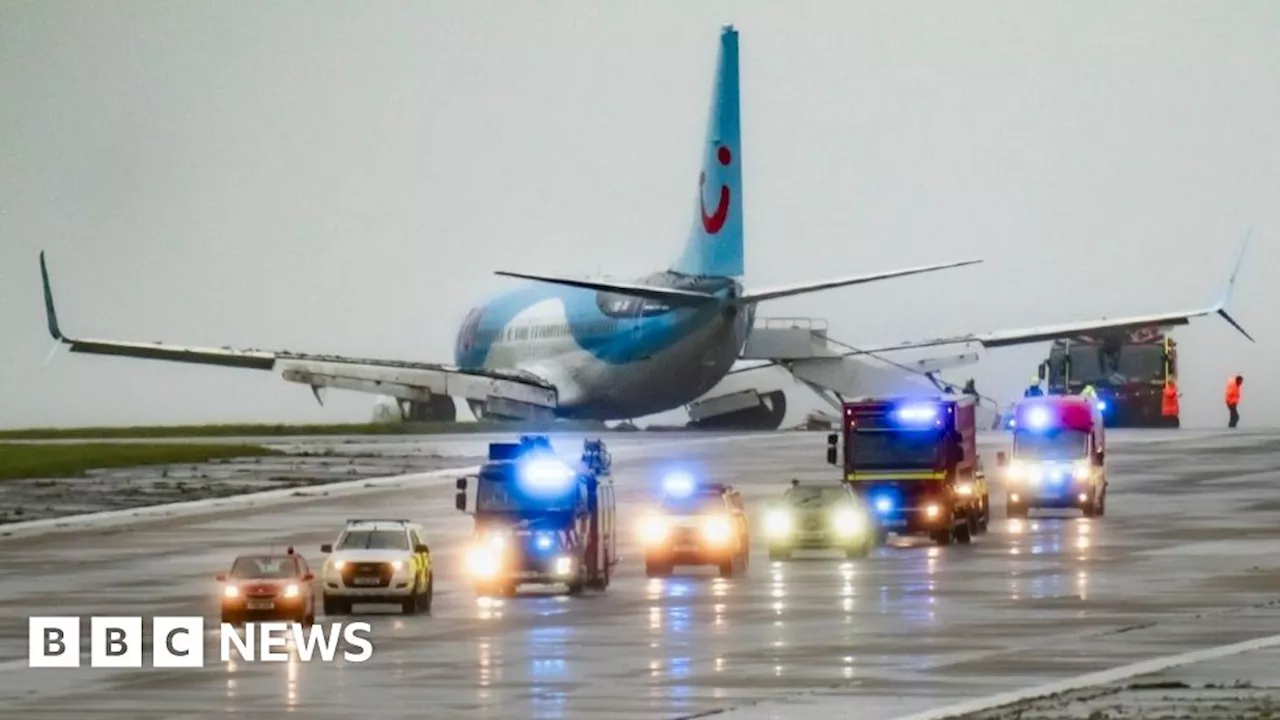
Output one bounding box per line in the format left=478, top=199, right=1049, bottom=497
left=1225, top=375, right=1243, bottom=428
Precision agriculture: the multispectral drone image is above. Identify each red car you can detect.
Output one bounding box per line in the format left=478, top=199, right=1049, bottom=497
left=216, top=548, right=317, bottom=625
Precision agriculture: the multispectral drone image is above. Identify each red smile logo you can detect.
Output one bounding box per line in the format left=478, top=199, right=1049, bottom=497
left=699, top=146, right=732, bottom=234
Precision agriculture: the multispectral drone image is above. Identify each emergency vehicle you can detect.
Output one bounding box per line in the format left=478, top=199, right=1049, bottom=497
left=763, top=481, right=872, bottom=560
left=216, top=547, right=316, bottom=625
left=1038, top=327, right=1179, bottom=428
left=318, top=519, right=434, bottom=615
left=639, top=474, right=750, bottom=577
left=997, top=395, right=1108, bottom=517
left=454, top=436, right=617, bottom=596
left=827, top=395, right=989, bottom=546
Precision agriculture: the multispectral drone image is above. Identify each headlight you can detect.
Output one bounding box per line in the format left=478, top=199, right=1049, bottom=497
left=1027, top=466, right=1043, bottom=485
left=332, top=560, right=346, bottom=571
left=1006, top=461, right=1025, bottom=480
left=765, top=509, right=792, bottom=536
left=702, top=515, right=733, bottom=544
left=391, top=561, right=404, bottom=571
left=832, top=509, right=864, bottom=536
left=956, top=483, right=974, bottom=497
left=466, top=546, right=500, bottom=578
left=485, top=532, right=507, bottom=550
left=554, top=556, right=574, bottom=577
left=1072, top=462, right=1090, bottom=481
left=640, top=515, right=671, bottom=544
left=283, top=584, right=299, bottom=598
left=223, top=584, right=239, bottom=598
left=924, top=503, right=941, bottom=520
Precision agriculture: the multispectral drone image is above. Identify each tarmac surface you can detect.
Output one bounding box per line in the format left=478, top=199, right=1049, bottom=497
left=1, top=428, right=1279, bottom=720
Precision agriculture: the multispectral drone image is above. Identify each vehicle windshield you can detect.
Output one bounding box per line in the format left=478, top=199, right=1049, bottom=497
left=230, top=556, right=299, bottom=579
left=784, top=487, right=847, bottom=508
left=661, top=494, right=726, bottom=515
left=850, top=431, right=939, bottom=469
left=337, top=530, right=409, bottom=551
left=1049, top=344, right=1165, bottom=386
left=1014, top=428, right=1089, bottom=461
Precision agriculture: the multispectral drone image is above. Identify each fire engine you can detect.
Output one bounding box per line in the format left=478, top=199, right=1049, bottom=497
left=827, top=395, right=989, bottom=546
left=454, top=436, right=617, bottom=596
left=1038, top=326, right=1178, bottom=428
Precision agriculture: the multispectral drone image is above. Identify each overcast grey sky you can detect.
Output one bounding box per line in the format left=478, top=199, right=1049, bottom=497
left=2, top=1, right=1276, bottom=429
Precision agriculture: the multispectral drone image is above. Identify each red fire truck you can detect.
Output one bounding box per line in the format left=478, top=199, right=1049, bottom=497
left=1038, top=326, right=1178, bottom=428
left=826, top=395, right=989, bottom=546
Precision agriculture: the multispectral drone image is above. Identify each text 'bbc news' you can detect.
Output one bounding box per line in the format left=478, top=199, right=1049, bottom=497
left=28, top=617, right=373, bottom=668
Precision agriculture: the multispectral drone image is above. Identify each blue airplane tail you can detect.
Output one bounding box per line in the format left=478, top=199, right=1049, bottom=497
left=670, top=25, right=744, bottom=279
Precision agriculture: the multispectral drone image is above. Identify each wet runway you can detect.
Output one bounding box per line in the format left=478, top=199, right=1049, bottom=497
left=2, top=429, right=1280, bottom=720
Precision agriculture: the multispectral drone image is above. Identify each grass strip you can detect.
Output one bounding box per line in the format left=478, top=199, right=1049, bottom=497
left=0, top=443, right=283, bottom=481
left=0, top=420, right=613, bottom=440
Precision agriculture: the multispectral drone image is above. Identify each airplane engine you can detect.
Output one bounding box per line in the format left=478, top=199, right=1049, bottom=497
left=398, top=396, right=458, bottom=422
left=686, top=389, right=787, bottom=430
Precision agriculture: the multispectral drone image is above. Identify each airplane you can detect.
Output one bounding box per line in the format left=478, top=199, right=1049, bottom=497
left=36, top=26, right=1252, bottom=424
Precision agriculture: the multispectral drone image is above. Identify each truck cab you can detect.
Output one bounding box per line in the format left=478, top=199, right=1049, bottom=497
left=827, top=395, right=988, bottom=545
left=454, top=436, right=616, bottom=596
left=997, top=396, right=1107, bottom=518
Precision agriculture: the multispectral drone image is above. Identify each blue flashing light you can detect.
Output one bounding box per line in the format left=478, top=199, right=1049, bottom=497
left=1096, top=401, right=1108, bottom=411
left=895, top=405, right=938, bottom=423
left=662, top=471, right=696, bottom=498
left=874, top=496, right=894, bottom=514
left=535, top=533, right=554, bottom=551
left=518, top=457, right=574, bottom=492
left=1026, top=407, right=1050, bottom=429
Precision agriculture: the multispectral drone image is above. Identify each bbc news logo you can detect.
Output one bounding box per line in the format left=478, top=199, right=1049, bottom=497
left=28, top=617, right=373, bottom=668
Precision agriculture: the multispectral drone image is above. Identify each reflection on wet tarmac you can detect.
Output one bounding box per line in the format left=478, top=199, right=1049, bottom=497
left=2, top=430, right=1280, bottom=720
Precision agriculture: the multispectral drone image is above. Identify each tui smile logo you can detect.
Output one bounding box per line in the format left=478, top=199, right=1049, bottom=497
left=699, top=146, right=732, bottom=234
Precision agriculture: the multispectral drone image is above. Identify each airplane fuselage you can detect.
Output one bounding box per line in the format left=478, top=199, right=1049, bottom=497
left=454, top=274, right=753, bottom=419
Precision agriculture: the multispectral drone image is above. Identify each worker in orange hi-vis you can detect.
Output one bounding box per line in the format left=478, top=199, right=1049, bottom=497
left=1224, top=375, right=1243, bottom=428
left=1161, top=379, right=1180, bottom=428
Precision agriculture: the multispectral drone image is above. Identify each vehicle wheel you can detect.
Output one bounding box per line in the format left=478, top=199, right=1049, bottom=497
left=401, top=586, right=419, bottom=615
left=1006, top=498, right=1027, bottom=519
left=718, top=558, right=735, bottom=578
left=1097, top=491, right=1107, bottom=517
left=931, top=526, right=953, bottom=545
left=322, top=595, right=342, bottom=617
left=955, top=518, right=973, bottom=545
left=977, top=497, right=990, bottom=533
left=1083, top=493, right=1097, bottom=518
left=644, top=560, right=671, bottom=578
left=422, top=574, right=434, bottom=614
left=768, top=546, right=791, bottom=561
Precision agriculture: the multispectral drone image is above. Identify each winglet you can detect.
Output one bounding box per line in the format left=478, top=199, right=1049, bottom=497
left=39, top=251, right=64, bottom=341
left=1212, top=229, right=1254, bottom=342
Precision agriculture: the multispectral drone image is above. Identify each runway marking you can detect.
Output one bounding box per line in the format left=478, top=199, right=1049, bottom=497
left=892, top=632, right=1280, bottom=720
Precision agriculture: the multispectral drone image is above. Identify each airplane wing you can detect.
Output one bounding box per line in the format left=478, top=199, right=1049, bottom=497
left=493, top=271, right=718, bottom=306
left=738, top=259, right=982, bottom=303
left=38, top=253, right=559, bottom=419
left=852, top=234, right=1255, bottom=354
